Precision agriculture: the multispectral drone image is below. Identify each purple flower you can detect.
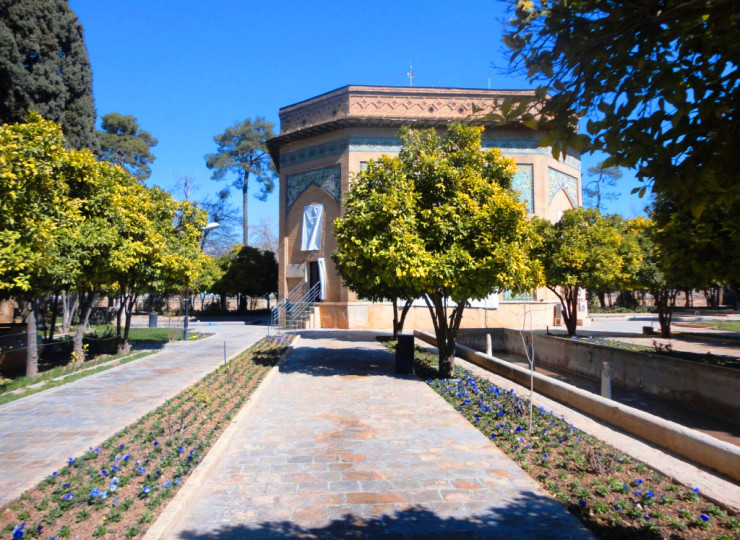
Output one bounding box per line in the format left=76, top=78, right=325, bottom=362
left=118, top=444, right=125, bottom=449
left=700, top=514, right=709, bottom=522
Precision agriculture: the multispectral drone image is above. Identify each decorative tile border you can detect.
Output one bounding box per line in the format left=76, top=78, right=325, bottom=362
left=502, top=290, right=535, bottom=302
left=286, top=165, right=341, bottom=211
left=512, top=164, right=534, bottom=213
left=548, top=167, right=579, bottom=206
left=281, top=136, right=580, bottom=170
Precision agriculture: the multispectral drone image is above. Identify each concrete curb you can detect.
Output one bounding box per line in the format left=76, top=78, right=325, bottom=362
left=414, top=330, right=740, bottom=483
left=143, top=336, right=301, bottom=540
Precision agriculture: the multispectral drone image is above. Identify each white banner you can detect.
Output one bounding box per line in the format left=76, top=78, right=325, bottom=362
left=301, top=203, right=323, bottom=251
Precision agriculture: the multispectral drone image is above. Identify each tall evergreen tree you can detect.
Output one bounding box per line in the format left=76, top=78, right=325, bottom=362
left=205, top=117, right=275, bottom=245
left=0, top=0, right=97, bottom=151
left=98, top=112, right=157, bottom=181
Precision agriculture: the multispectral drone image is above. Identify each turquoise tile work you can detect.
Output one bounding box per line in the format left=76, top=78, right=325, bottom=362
left=512, top=164, right=534, bottom=213
left=286, top=165, right=341, bottom=211
left=548, top=168, right=579, bottom=205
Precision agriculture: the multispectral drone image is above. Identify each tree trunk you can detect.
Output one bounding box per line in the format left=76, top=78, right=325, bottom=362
left=654, top=288, right=677, bottom=338
left=550, top=285, right=579, bottom=337
left=118, top=294, right=137, bottom=354
left=423, top=290, right=465, bottom=378
left=73, top=292, right=95, bottom=365
left=48, top=293, right=60, bottom=343
left=597, top=291, right=606, bottom=308
left=242, top=181, right=248, bottom=246
left=684, top=288, right=692, bottom=308
left=25, top=299, right=39, bottom=378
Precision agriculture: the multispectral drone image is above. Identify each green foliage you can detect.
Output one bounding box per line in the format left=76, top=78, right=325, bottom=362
left=534, top=208, right=640, bottom=336
left=205, top=117, right=275, bottom=244
left=0, top=0, right=98, bottom=151
left=503, top=0, right=740, bottom=220
left=0, top=112, right=80, bottom=295
left=212, top=245, right=277, bottom=299
left=334, top=123, right=541, bottom=376
left=97, top=113, right=158, bottom=180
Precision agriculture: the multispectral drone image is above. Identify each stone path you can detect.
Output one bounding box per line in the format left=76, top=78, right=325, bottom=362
left=161, top=331, right=594, bottom=539
left=0, top=324, right=267, bottom=507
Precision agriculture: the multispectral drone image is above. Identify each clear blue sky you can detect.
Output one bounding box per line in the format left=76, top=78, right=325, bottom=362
left=70, top=0, right=650, bottom=241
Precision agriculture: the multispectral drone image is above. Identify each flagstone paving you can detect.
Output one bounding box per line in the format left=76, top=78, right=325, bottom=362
left=0, top=324, right=267, bottom=507
left=162, top=331, right=594, bottom=539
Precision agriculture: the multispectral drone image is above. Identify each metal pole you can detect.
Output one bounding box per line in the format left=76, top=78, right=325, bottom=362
left=182, top=292, right=189, bottom=340
left=223, top=341, right=226, bottom=366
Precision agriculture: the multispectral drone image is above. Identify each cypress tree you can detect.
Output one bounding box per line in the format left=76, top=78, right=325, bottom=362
left=0, top=0, right=98, bottom=151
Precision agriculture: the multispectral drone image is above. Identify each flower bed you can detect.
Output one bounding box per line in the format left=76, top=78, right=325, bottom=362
left=413, top=347, right=739, bottom=540
left=0, top=335, right=292, bottom=539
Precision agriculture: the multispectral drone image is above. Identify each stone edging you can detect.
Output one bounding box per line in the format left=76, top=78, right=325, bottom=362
left=142, top=336, right=301, bottom=540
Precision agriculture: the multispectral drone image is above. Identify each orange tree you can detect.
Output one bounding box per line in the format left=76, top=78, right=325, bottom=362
left=334, top=123, right=541, bottom=377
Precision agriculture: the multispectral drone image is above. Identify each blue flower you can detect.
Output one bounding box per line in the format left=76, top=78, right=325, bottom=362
left=137, top=466, right=146, bottom=474
left=94, top=448, right=100, bottom=454
left=52, top=471, right=58, bottom=478
left=644, top=515, right=651, bottom=520
left=700, top=514, right=709, bottom=522
left=635, top=478, right=643, bottom=485
left=634, top=490, right=642, bottom=497
left=178, top=447, right=184, bottom=454
left=113, top=498, right=119, bottom=505
left=63, top=493, right=73, bottom=501
left=101, top=469, right=108, bottom=477
left=174, top=478, right=181, bottom=484
left=646, top=490, right=654, bottom=498
left=614, top=504, right=621, bottom=511
left=99, top=491, right=108, bottom=500
left=164, top=481, right=171, bottom=488
left=123, top=454, right=130, bottom=462
left=142, top=486, right=151, bottom=494
left=90, top=488, right=100, bottom=498
left=110, top=484, right=117, bottom=492
left=692, top=487, right=700, bottom=494
left=12, top=528, right=23, bottom=539
left=578, top=500, right=587, bottom=509
left=67, top=457, right=75, bottom=466
left=515, top=426, right=522, bottom=433
left=153, top=441, right=159, bottom=447
left=118, top=444, right=125, bottom=449
left=490, top=433, right=497, bottom=439
left=112, top=476, right=119, bottom=484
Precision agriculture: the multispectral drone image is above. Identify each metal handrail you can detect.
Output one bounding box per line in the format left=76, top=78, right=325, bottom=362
left=269, top=281, right=322, bottom=334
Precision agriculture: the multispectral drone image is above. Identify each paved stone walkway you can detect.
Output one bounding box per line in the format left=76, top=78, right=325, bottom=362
left=163, top=331, right=594, bottom=539
left=0, top=324, right=267, bottom=507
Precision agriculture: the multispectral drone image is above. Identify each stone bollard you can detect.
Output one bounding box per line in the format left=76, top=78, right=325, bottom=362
left=485, top=334, right=493, bottom=356
left=601, top=362, right=612, bottom=399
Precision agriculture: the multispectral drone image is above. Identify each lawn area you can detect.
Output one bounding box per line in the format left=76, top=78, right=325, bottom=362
left=696, top=321, right=740, bottom=334
left=87, top=325, right=208, bottom=343
left=0, top=335, right=293, bottom=539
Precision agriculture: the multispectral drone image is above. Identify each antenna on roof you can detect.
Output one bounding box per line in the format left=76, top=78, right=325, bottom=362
left=407, top=63, right=415, bottom=87
left=488, top=61, right=494, bottom=89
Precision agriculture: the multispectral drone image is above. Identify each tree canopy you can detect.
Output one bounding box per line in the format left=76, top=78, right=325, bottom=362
left=205, top=117, right=275, bottom=245
left=0, top=0, right=98, bottom=151
left=504, top=0, right=740, bottom=218
left=212, top=245, right=278, bottom=309
left=97, top=113, right=158, bottom=181
left=533, top=208, right=641, bottom=336
left=334, top=124, right=541, bottom=377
